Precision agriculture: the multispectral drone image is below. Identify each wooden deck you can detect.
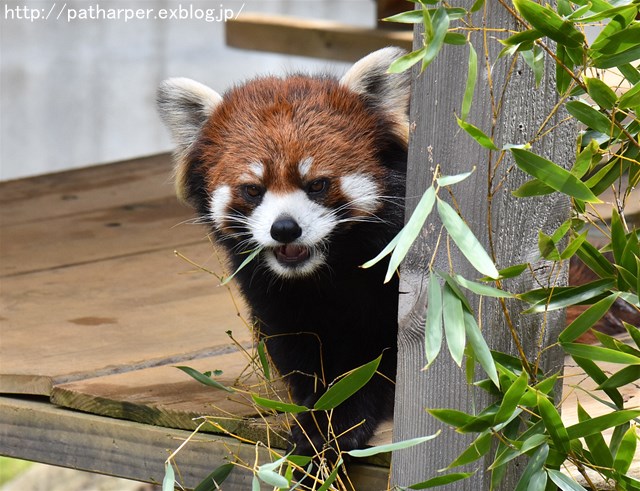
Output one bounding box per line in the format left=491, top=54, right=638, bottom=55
left=0, top=154, right=637, bottom=489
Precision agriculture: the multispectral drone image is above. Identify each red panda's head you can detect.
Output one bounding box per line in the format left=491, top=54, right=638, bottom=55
left=157, top=48, right=410, bottom=278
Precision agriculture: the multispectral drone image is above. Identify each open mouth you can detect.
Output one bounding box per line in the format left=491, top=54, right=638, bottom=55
left=273, top=244, right=311, bottom=266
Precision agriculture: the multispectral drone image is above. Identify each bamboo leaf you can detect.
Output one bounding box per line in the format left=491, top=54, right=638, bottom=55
left=444, top=33, right=467, bottom=45
left=571, top=139, right=599, bottom=178
left=220, top=247, right=262, bottom=286
left=437, top=198, right=500, bottom=278
left=464, top=310, right=499, bottom=386
left=528, top=469, right=547, bottom=491
left=257, top=340, right=271, bottom=381
left=452, top=273, right=513, bottom=298
left=252, top=395, right=308, bottom=414
left=422, top=7, right=450, bottom=70
left=566, top=410, right=640, bottom=439
left=560, top=231, right=589, bottom=260
left=163, top=461, right=175, bottom=491
left=384, top=186, right=436, bottom=282
left=347, top=433, right=439, bottom=458
left=558, top=293, right=619, bottom=342
left=443, top=284, right=466, bottom=366
left=447, top=432, right=492, bottom=468
left=591, top=24, right=640, bottom=55
left=556, top=45, right=573, bottom=95
left=314, top=355, right=381, bottom=410
left=539, top=230, right=560, bottom=260
left=537, top=393, right=570, bottom=454
left=257, top=463, right=288, bottom=488
left=492, top=263, right=529, bottom=280
left=562, top=343, right=640, bottom=365
left=547, top=469, right=588, bottom=491
left=576, top=241, right=615, bottom=277
left=456, top=117, right=500, bottom=150
left=316, top=460, right=343, bottom=491
left=500, top=28, right=542, bottom=46
left=361, top=225, right=402, bottom=269
left=514, top=444, right=549, bottom=491
left=461, top=43, right=478, bottom=122
left=409, top=472, right=475, bottom=489
left=613, top=424, right=638, bottom=474
left=522, top=278, right=615, bottom=313
left=383, top=10, right=423, bottom=23
left=428, top=408, right=475, bottom=428
left=618, top=80, right=640, bottom=109
left=597, top=365, right=640, bottom=390
left=521, top=45, right=544, bottom=87
left=572, top=356, right=624, bottom=408
left=513, top=0, right=584, bottom=47
left=388, top=47, right=427, bottom=74
left=436, top=170, right=475, bottom=188
left=490, top=434, right=547, bottom=470
left=494, top=370, right=528, bottom=424
left=362, top=186, right=436, bottom=275
left=510, top=148, right=600, bottom=203
left=512, top=178, right=555, bottom=198
left=566, top=100, right=619, bottom=138
left=425, top=273, right=443, bottom=367
left=585, top=77, right=618, bottom=110
left=175, top=366, right=235, bottom=393
left=577, top=403, right=613, bottom=470
left=194, top=463, right=235, bottom=491
left=436, top=170, right=475, bottom=187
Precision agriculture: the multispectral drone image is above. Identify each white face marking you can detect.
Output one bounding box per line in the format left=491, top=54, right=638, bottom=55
left=208, top=185, right=232, bottom=227
left=339, top=173, right=380, bottom=214
left=240, top=161, right=264, bottom=181
left=298, top=157, right=314, bottom=178
left=249, top=190, right=337, bottom=277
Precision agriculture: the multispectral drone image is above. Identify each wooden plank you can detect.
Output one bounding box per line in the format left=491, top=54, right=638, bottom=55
left=0, top=397, right=391, bottom=489
left=1, top=195, right=206, bottom=277
left=0, top=154, right=206, bottom=278
left=0, top=153, right=174, bottom=227
left=0, top=243, right=250, bottom=395
left=391, top=9, right=574, bottom=489
left=226, top=13, right=412, bottom=62
left=50, top=352, right=284, bottom=442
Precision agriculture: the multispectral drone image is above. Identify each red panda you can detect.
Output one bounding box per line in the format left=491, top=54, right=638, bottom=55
left=157, top=48, right=410, bottom=458
left=157, top=48, right=638, bottom=463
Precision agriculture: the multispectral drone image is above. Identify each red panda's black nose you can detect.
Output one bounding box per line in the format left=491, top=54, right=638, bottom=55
left=270, top=216, right=302, bottom=243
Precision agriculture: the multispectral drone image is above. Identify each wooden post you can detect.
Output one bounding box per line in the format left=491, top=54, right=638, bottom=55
left=391, top=2, right=573, bottom=488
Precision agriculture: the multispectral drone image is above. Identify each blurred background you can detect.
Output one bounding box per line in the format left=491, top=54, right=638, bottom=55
left=0, top=0, right=377, bottom=181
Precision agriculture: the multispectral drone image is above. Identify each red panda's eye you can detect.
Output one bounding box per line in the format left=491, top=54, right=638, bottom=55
left=243, top=184, right=264, bottom=200
left=307, top=179, right=328, bottom=195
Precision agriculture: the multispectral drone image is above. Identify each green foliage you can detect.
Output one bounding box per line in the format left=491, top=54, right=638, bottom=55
left=381, top=0, right=640, bottom=490
left=165, top=1, right=639, bottom=489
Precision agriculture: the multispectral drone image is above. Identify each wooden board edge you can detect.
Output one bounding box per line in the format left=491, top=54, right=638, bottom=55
left=49, top=385, right=290, bottom=449
left=0, top=396, right=390, bottom=489
left=226, top=13, right=413, bottom=62
left=0, top=374, right=52, bottom=397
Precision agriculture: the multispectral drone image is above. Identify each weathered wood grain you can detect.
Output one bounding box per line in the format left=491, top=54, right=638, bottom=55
left=0, top=242, right=250, bottom=395
left=0, top=154, right=175, bottom=227
left=51, top=352, right=282, bottom=440
left=391, top=3, right=574, bottom=488
left=0, top=397, right=391, bottom=490
left=226, top=13, right=412, bottom=62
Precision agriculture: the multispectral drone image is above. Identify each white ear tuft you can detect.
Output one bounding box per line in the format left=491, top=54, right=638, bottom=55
left=157, top=78, right=222, bottom=201
left=157, top=77, right=222, bottom=152
left=340, top=47, right=411, bottom=139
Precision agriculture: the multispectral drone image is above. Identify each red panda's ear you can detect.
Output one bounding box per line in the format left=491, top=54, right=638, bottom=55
left=157, top=78, right=222, bottom=201
left=340, top=47, right=411, bottom=142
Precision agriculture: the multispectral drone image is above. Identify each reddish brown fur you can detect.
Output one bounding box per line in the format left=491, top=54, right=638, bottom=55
left=187, top=76, right=392, bottom=222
